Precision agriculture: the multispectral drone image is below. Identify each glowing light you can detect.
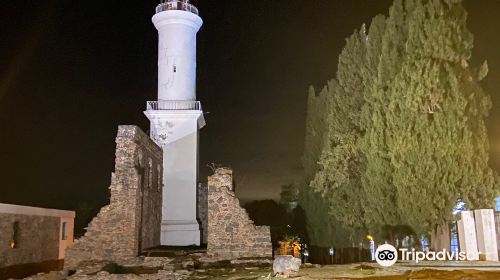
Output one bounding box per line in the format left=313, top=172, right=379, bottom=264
left=10, top=241, right=15, bottom=249
left=367, top=235, right=374, bottom=241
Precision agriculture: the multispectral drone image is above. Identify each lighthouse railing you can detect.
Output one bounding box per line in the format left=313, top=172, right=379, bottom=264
left=156, top=1, right=199, bottom=15
left=147, top=100, right=202, bottom=111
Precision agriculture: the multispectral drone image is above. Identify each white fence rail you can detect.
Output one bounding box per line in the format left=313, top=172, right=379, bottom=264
left=147, top=100, right=202, bottom=111
left=156, top=1, right=199, bottom=15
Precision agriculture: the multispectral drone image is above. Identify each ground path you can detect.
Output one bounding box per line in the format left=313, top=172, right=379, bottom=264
left=190, top=261, right=500, bottom=279
left=20, top=257, right=500, bottom=279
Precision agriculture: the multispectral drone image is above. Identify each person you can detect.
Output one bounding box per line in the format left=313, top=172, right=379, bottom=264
left=300, top=243, right=309, bottom=263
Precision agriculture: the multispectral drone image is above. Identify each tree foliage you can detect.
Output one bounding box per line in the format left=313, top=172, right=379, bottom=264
left=300, top=0, right=498, bottom=246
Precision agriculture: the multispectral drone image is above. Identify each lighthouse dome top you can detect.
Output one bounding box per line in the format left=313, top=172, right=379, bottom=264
left=156, top=0, right=199, bottom=15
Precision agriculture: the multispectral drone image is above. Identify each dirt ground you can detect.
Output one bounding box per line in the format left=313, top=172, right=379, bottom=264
left=191, top=261, right=500, bottom=279
left=18, top=259, right=500, bottom=279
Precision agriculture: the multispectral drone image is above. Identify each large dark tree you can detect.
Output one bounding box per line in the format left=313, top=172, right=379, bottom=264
left=378, top=0, right=498, bottom=234
left=300, top=0, right=499, bottom=246
left=299, top=84, right=348, bottom=246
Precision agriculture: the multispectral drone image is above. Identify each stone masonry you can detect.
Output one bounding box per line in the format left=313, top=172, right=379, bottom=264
left=0, top=214, right=60, bottom=267
left=207, top=167, right=272, bottom=259
left=198, top=182, right=208, bottom=245
left=65, top=126, right=163, bottom=269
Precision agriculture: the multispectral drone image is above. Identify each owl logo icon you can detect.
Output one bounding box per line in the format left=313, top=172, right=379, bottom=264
left=375, top=244, right=398, bottom=267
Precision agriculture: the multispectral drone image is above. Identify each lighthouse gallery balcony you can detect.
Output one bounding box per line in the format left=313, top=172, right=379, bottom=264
left=155, top=0, right=199, bottom=15
left=147, top=100, right=202, bottom=111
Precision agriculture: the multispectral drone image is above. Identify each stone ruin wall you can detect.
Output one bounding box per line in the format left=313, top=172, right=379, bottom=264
left=207, top=167, right=272, bottom=259
left=198, top=182, right=208, bottom=245
left=65, top=126, right=163, bottom=269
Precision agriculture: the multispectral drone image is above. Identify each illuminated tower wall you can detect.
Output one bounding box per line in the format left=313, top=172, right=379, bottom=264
left=144, top=0, right=204, bottom=246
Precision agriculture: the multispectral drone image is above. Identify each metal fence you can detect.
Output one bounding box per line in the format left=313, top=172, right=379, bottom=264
left=156, top=1, right=199, bottom=15
left=146, top=100, right=202, bottom=111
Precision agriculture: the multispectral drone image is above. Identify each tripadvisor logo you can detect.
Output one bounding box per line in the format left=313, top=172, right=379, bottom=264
left=375, top=244, right=480, bottom=267
left=375, top=244, right=398, bottom=267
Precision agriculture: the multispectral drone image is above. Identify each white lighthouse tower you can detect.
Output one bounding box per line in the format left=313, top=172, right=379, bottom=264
left=144, top=0, right=203, bottom=246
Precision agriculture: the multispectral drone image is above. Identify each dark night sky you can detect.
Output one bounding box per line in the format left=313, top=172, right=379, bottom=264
left=1, top=0, right=500, bottom=211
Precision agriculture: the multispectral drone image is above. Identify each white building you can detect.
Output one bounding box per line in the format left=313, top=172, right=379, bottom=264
left=144, top=0, right=204, bottom=246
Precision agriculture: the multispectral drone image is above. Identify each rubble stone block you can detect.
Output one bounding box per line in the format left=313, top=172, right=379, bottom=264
left=273, top=255, right=301, bottom=277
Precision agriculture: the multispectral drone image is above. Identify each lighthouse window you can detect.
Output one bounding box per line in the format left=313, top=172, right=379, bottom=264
left=173, top=65, right=177, bottom=73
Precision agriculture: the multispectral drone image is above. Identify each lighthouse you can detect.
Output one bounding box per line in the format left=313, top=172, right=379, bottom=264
left=144, top=0, right=204, bottom=246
